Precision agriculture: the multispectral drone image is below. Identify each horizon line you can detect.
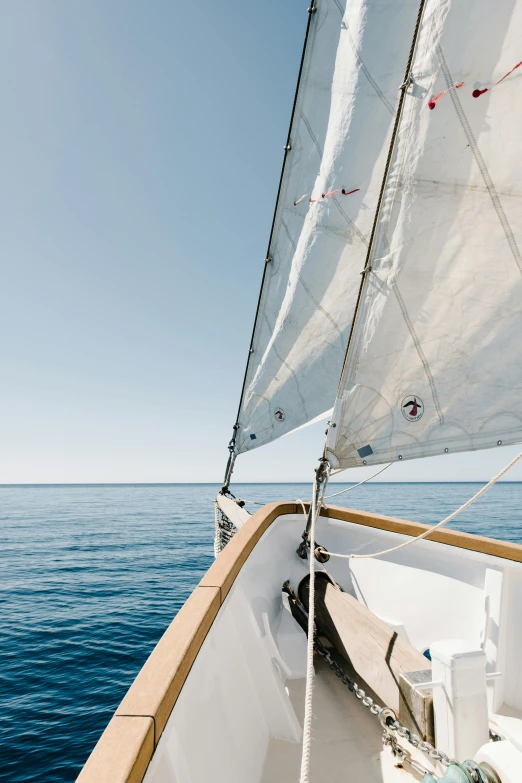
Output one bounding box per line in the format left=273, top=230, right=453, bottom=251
left=1, top=481, right=522, bottom=487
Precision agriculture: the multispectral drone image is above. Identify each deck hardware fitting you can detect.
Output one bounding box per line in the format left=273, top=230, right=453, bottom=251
left=411, top=680, right=444, bottom=693
left=399, top=74, right=413, bottom=92
left=314, top=637, right=457, bottom=767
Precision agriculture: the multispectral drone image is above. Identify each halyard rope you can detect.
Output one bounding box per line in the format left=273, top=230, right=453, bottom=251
left=298, top=495, right=317, bottom=783
left=298, top=464, right=329, bottom=783
left=320, top=447, right=522, bottom=561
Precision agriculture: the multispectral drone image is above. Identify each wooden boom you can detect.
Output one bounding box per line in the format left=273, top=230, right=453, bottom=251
left=299, top=572, right=434, bottom=743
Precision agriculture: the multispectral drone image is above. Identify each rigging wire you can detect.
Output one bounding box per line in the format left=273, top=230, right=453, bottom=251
left=221, top=1, right=318, bottom=491
left=324, top=462, right=392, bottom=499
left=318, top=447, right=522, bottom=561
left=242, top=462, right=392, bottom=508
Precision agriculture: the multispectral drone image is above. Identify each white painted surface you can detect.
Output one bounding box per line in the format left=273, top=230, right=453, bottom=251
left=143, top=513, right=522, bottom=782
left=503, top=569, right=522, bottom=712
left=430, top=640, right=489, bottom=760
left=215, top=494, right=251, bottom=529
left=260, top=656, right=438, bottom=783
left=475, top=740, right=522, bottom=782
left=482, top=567, right=506, bottom=712
left=491, top=703, right=522, bottom=754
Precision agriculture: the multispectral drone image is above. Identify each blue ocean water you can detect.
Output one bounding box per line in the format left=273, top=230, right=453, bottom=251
left=2, top=482, right=522, bottom=782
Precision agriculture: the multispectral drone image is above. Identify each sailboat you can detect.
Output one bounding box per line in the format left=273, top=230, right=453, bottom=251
left=78, top=0, right=522, bottom=781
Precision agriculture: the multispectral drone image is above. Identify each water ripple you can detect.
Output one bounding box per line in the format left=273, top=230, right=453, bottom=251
left=1, top=482, right=521, bottom=781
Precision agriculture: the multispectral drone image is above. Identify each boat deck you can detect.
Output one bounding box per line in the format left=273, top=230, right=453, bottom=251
left=261, top=656, right=428, bottom=782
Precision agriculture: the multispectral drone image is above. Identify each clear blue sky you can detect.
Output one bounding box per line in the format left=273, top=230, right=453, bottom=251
left=1, top=0, right=521, bottom=484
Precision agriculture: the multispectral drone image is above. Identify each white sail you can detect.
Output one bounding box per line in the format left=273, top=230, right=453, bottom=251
left=234, top=0, right=423, bottom=454
left=327, top=0, right=522, bottom=469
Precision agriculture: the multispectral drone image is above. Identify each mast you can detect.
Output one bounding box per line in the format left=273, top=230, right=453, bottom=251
left=222, top=1, right=317, bottom=491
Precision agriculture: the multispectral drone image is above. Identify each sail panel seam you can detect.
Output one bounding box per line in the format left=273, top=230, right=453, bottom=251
left=300, top=111, right=323, bottom=158
left=281, top=218, right=345, bottom=341
left=438, top=45, right=522, bottom=277
left=332, top=0, right=395, bottom=115
left=331, top=194, right=368, bottom=246
left=268, top=320, right=310, bottom=419
left=391, top=279, right=444, bottom=424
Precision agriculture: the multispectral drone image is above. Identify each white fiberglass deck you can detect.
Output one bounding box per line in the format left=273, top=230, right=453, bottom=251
left=140, top=511, right=522, bottom=783
left=261, top=656, right=429, bottom=782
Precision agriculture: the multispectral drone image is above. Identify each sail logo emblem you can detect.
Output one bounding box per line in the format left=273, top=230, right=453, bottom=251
left=274, top=408, right=286, bottom=422
left=401, top=396, right=424, bottom=422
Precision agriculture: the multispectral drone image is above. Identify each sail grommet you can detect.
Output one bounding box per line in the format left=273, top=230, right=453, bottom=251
left=363, top=460, right=367, bottom=465
left=497, top=440, right=502, bottom=446
left=445, top=448, right=449, bottom=453
left=398, top=455, right=403, bottom=460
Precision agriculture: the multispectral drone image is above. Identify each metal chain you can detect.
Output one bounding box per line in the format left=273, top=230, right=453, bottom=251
left=314, top=637, right=457, bottom=768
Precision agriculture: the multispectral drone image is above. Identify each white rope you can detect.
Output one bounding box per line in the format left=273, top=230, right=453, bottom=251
left=296, top=498, right=308, bottom=518
left=298, top=465, right=330, bottom=783
left=324, top=462, right=392, bottom=500
left=321, top=447, right=522, bottom=561
left=299, top=492, right=318, bottom=783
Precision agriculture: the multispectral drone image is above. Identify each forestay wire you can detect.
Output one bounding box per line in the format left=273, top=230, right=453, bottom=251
left=320, top=447, right=522, bottom=561
left=324, top=462, right=392, bottom=499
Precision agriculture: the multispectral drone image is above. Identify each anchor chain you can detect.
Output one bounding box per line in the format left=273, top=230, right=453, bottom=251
left=314, top=637, right=457, bottom=768
left=315, top=639, right=501, bottom=782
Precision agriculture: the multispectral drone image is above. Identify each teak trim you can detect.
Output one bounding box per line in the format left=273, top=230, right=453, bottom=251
left=76, top=500, right=522, bottom=782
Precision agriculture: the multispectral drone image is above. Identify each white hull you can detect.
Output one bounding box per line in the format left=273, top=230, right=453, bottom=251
left=78, top=503, right=522, bottom=782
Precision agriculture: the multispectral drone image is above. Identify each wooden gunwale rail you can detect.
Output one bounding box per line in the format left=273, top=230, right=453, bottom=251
left=77, top=501, right=522, bottom=782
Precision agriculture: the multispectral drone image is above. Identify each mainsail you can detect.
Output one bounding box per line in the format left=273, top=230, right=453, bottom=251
left=327, top=0, right=522, bottom=469
left=232, top=0, right=423, bottom=456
